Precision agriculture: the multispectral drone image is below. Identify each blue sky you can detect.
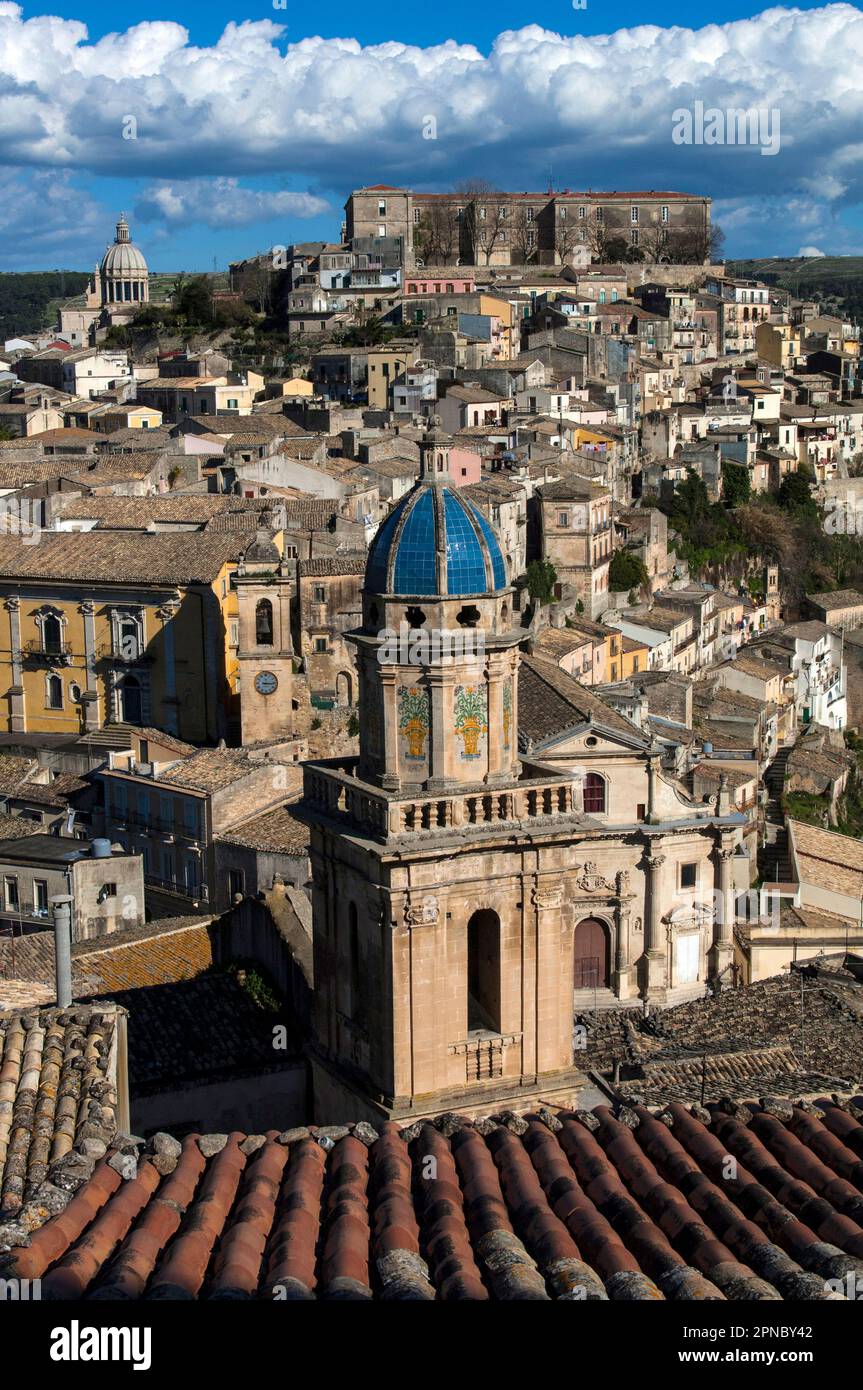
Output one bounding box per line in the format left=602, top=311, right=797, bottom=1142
left=2, top=1, right=863, bottom=270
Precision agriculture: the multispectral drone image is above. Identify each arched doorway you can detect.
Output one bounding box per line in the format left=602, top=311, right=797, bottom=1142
left=467, top=909, right=501, bottom=1031
left=336, top=671, right=353, bottom=706
left=574, top=917, right=610, bottom=990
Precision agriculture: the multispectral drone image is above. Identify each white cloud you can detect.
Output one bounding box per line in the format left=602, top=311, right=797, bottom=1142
left=1, top=4, right=863, bottom=253
left=798, top=245, right=827, bottom=257
left=0, top=168, right=106, bottom=265
left=134, top=179, right=330, bottom=228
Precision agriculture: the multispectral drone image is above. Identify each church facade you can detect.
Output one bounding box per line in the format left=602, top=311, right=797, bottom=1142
left=304, top=422, right=747, bottom=1125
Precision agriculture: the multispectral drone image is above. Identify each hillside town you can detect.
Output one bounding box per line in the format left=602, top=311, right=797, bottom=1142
left=1, top=185, right=863, bottom=1308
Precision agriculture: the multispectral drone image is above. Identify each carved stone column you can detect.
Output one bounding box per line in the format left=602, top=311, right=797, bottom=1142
left=613, top=870, right=638, bottom=1000
left=709, top=840, right=736, bottom=983
left=532, top=882, right=567, bottom=1074
left=643, top=847, right=667, bottom=1000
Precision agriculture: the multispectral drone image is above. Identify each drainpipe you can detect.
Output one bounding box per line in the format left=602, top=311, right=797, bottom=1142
left=51, top=894, right=73, bottom=1008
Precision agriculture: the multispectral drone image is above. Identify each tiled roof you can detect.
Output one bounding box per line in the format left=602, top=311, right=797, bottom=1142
left=518, top=654, right=644, bottom=746
left=105, top=974, right=287, bottom=1095
left=808, top=589, right=863, bottom=610
left=0, top=1004, right=120, bottom=1216
left=0, top=531, right=247, bottom=585
left=2, top=1099, right=862, bottom=1298
left=55, top=495, right=270, bottom=528
left=789, top=819, right=863, bottom=896
left=218, top=804, right=311, bottom=855
left=157, top=747, right=262, bottom=793
left=580, top=971, right=863, bottom=1101
left=0, top=812, right=48, bottom=840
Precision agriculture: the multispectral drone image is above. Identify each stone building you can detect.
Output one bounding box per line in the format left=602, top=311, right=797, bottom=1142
left=345, top=186, right=713, bottom=268
left=296, top=554, right=365, bottom=707
left=535, top=477, right=615, bottom=618
left=304, top=420, right=746, bottom=1125
left=58, top=214, right=150, bottom=347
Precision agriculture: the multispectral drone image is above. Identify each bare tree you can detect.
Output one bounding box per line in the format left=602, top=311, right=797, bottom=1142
left=413, top=203, right=459, bottom=264
left=584, top=212, right=612, bottom=263
left=554, top=215, right=578, bottom=266
left=639, top=224, right=673, bottom=263
left=511, top=205, right=539, bottom=264
left=669, top=223, right=725, bottom=265
left=457, top=180, right=508, bottom=264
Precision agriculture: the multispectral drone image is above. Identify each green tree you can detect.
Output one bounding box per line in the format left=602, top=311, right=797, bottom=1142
left=778, top=468, right=814, bottom=511
left=171, top=274, right=213, bottom=325
left=526, top=559, right=558, bottom=606
left=721, top=459, right=751, bottom=508
left=608, top=549, right=648, bottom=592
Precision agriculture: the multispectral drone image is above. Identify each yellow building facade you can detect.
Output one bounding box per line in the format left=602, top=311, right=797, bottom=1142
left=0, top=531, right=258, bottom=743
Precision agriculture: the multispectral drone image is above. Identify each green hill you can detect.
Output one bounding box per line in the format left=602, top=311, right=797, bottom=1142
left=726, top=256, right=863, bottom=319
left=0, top=271, right=91, bottom=341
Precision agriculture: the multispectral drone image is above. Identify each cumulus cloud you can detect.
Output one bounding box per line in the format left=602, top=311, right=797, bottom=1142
left=134, top=178, right=330, bottom=227
left=798, top=245, right=827, bottom=256
left=0, top=167, right=107, bottom=266
left=1, top=3, right=863, bottom=252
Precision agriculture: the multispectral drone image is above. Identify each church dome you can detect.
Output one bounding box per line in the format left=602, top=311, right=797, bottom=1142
left=100, top=215, right=148, bottom=279
left=365, top=482, right=507, bottom=597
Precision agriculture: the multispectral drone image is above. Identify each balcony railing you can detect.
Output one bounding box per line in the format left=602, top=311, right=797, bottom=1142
left=96, top=642, right=154, bottom=666
left=22, top=640, right=72, bottom=666
left=304, top=760, right=584, bottom=841
left=144, top=872, right=207, bottom=901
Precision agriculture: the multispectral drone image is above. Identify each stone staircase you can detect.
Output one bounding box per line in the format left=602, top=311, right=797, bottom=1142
left=758, top=746, right=794, bottom=886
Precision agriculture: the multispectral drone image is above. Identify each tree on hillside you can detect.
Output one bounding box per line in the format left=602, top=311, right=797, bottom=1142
left=609, top=549, right=648, bottom=593
left=526, top=559, right=558, bottom=606
left=721, top=459, right=751, bottom=508
left=171, top=274, right=213, bottom=325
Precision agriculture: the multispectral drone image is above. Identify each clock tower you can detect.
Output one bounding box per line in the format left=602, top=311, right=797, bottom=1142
left=235, top=531, right=294, bottom=746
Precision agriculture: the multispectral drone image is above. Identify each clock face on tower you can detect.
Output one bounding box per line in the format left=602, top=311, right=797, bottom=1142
left=254, top=670, right=278, bottom=696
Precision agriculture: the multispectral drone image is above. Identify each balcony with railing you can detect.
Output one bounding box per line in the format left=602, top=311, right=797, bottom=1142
left=303, top=758, right=584, bottom=841
left=22, top=639, right=73, bottom=666
left=96, top=640, right=154, bottom=666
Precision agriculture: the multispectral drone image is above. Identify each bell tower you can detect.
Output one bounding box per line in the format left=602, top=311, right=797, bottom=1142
left=305, top=421, right=587, bottom=1125
left=236, top=530, right=294, bottom=746
left=352, top=418, right=521, bottom=794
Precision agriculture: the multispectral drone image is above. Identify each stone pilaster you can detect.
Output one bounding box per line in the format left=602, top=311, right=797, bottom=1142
left=156, top=599, right=179, bottom=735
left=6, top=596, right=25, bottom=731
left=643, top=848, right=667, bottom=1000
left=78, top=599, right=100, bottom=731
left=709, top=841, right=736, bottom=982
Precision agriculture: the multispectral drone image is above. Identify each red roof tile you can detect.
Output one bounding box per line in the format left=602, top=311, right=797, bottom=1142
left=2, top=1099, right=862, bottom=1300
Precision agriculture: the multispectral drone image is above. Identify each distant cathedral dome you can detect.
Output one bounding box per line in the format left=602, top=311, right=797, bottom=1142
left=99, top=214, right=149, bottom=307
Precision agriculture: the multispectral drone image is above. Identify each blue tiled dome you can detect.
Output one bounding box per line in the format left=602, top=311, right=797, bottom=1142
left=366, top=483, right=507, bottom=597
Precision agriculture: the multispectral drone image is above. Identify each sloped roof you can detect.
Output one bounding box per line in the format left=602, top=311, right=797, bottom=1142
left=1, top=1097, right=861, bottom=1299
left=518, top=654, right=645, bottom=746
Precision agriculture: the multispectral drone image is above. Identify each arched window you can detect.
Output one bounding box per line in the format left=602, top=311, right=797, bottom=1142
left=583, top=772, right=606, bottom=814
left=255, top=599, right=274, bottom=646
left=42, top=613, right=62, bottom=655
left=46, top=674, right=63, bottom=710
left=467, top=909, right=501, bottom=1032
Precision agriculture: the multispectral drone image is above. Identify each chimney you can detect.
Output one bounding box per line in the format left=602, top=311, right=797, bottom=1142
left=51, top=895, right=73, bottom=1008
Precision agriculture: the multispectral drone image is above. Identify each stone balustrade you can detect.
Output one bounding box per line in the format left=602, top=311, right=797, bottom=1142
left=303, top=760, right=578, bottom=840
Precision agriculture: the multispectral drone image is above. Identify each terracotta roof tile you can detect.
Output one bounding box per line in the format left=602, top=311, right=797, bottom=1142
left=3, top=1099, right=862, bottom=1299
